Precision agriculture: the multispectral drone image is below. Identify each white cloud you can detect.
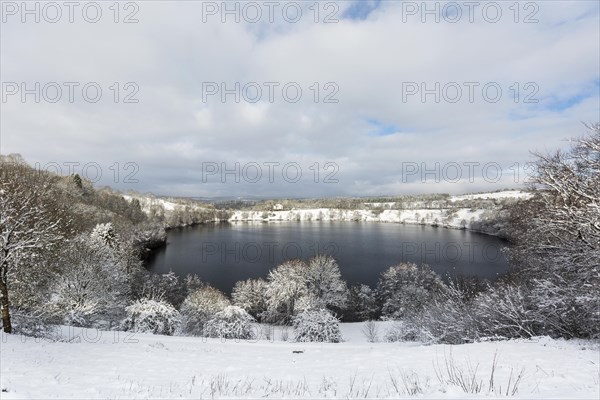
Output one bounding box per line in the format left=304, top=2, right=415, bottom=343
left=1, top=0, right=598, bottom=197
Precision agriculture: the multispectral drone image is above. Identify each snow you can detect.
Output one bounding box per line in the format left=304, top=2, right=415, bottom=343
left=449, top=191, right=533, bottom=202
left=122, top=195, right=179, bottom=212
left=1, top=323, right=598, bottom=399
left=120, top=190, right=532, bottom=232
left=226, top=191, right=532, bottom=231
left=228, top=208, right=485, bottom=230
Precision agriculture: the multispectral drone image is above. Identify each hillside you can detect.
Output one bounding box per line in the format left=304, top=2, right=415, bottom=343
left=123, top=190, right=532, bottom=238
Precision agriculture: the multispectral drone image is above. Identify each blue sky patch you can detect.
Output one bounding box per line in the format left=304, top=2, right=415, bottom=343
left=542, top=80, right=599, bottom=112
left=366, top=118, right=400, bottom=136
left=342, top=0, right=382, bottom=20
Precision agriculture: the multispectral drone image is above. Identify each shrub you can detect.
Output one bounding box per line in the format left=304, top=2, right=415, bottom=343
left=264, top=260, right=309, bottom=324
left=180, top=286, right=230, bottom=335
left=383, top=321, right=434, bottom=343
left=304, top=254, right=348, bottom=311
left=232, top=278, right=268, bottom=320
left=472, top=283, right=536, bottom=339
left=293, top=309, right=342, bottom=343
left=361, top=320, right=379, bottom=343
left=204, top=306, right=256, bottom=340
left=49, top=237, right=130, bottom=327
left=138, top=271, right=187, bottom=308
left=377, top=263, right=445, bottom=320
left=121, top=298, right=180, bottom=335
left=415, top=279, right=478, bottom=344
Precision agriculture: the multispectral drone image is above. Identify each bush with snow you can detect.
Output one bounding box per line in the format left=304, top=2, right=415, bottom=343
left=90, top=222, right=117, bottom=248
left=121, top=298, right=180, bottom=335
left=377, top=263, right=445, bottom=320
left=231, top=278, right=268, bottom=320
left=139, top=271, right=187, bottom=308
left=472, top=283, right=536, bottom=339
left=204, top=306, right=256, bottom=340
left=304, top=254, right=348, bottom=311
left=264, top=260, right=309, bottom=324
left=180, top=286, right=230, bottom=335
left=293, top=309, right=342, bottom=343
left=263, top=255, right=350, bottom=324
left=49, top=237, right=130, bottom=327
left=414, top=280, right=477, bottom=344
left=383, top=321, right=434, bottom=343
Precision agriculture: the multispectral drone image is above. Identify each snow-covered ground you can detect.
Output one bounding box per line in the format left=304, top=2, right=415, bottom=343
left=449, top=191, right=533, bottom=202
left=1, top=323, right=598, bottom=399
left=122, top=194, right=179, bottom=213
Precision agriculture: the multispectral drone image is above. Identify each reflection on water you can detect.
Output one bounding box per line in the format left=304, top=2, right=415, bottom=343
left=147, top=221, right=508, bottom=294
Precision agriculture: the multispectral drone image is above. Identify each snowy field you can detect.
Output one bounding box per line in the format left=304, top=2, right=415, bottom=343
left=1, top=323, right=598, bottom=399
left=449, top=191, right=533, bottom=202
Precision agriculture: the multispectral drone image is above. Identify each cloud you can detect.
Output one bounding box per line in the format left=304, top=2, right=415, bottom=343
left=1, top=1, right=598, bottom=198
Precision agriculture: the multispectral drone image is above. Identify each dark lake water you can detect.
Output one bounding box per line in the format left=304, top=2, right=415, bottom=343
left=146, top=221, right=508, bottom=294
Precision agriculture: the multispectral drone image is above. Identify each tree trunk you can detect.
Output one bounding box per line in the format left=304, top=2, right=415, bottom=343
left=0, top=280, right=12, bottom=334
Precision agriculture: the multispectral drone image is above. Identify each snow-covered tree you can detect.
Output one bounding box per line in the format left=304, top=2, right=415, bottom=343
left=293, top=309, right=342, bottom=343
left=305, top=255, right=348, bottom=311
left=121, top=298, right=180, bottom=335
left=264, top=259, right=309, bottom=324
left=139, top=271, right=187, bottom=308
left=49, top=237, right=124, bottom=326
left=377, top=263, right=445, bottom=320
left=231, top=278, right=268, bottom=320
left=509, top=124, right=600, bottom=338
left=90, top=222, right=117, bottom=249
left=204, top=306, right=256, bottom=340
left=180, top=286, right=230, bottom=335
left=0, top=163, right=70, bottom=333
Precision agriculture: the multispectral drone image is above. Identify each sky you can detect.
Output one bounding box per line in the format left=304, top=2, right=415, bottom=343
left=1, top=0, right=599, bottom=199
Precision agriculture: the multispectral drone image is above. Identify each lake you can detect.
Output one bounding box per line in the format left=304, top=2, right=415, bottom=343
left=146, top=221, right=508, bottom=294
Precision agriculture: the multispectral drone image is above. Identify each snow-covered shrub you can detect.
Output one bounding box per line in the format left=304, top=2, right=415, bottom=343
left=90, top=222, right=117, bottom=248
left=415, top=280, right=478, bottom=344
left=263, top=256, right=350, bottom=324
left=305, top=255, right=348, bottom=311
left=383, top=321, right=434, bottom=343
left=180, top=286, right=230, bottom=335
left=11, top=313, right=59, bottom=340
left=293, top=309, right=342, bottom=343
left=377, top=263, right=445, bottom=320
left=361, top=320, right=379, bottom=343
left=49, top=237, right=128, bottom=327
left=472, top=283, right=536, bottom=339
left=232, top=278, right=268, bottom=320
left=204, top=306, right=256, bottom=340
left=264, top=260, right=309, bottom=324
left=121, top=298, right=180, bottom=335
left=139, top=271, right=187, bottom=308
